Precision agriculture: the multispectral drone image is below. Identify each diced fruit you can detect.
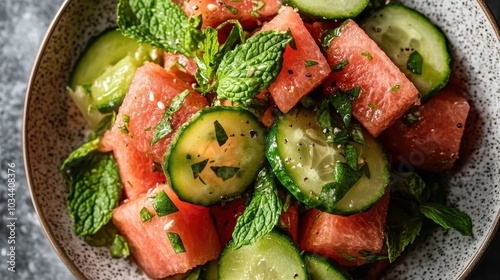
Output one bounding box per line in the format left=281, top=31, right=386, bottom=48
left=183, top=0, right=281, bottom=29
left=111, top=63, right=209, bottom=163
left=210, top=197, right=249, bottom=247
left=163, top=52, right=198, bottom=83
left=362, top=4, right=451, bottom=101
left=299, top=190, right=390, bottom=267
left=278, top=197, right=300, bottom=244
left=380, top=86, right=470, bottom=172
left=112, top=184, right=221, bottom=279
left=100, top=130, right=166, bottom=199
left=324, top=20, right=419, bottom=137
left=259, top=7, right=331, bottom=113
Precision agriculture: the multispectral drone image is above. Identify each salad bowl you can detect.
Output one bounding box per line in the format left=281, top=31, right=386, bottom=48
left=24, top=0, right=500, bottom=279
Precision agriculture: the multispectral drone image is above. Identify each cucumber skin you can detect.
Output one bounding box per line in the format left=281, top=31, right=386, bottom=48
left=282, top=0, right=370, bottom=21
left=218, top=230, right=307, bottom=280
left=362, top=4, right=451, bottom=101
left=266, top=110, right=390, bottom=215
left=163, top=106, right=267, bottom=206
left=304, top=253, right=353, bottom=280
left=266, top=116, right=323, bottom=210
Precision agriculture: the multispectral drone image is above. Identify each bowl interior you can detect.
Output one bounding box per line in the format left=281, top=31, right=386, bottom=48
left=24, top=0, right=500, bottom=279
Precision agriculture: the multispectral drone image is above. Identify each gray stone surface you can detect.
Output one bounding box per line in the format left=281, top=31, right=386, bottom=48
left=0, top=0, right=498, bottom=279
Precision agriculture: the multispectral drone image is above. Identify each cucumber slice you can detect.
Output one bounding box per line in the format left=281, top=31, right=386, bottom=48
left=266, top=108, right=389, bottom=215
left=362, top=4, right=451, bottom=101
left=218, top=230, right=307, bottom=280
left=90, top=55, right=138, bottom=113
left=304, top=253, right=353, bottom=280
left=284, top=0, right=369, bottom=20
left=69, top=29, right=143, bottom=88
left=164, top=106, right=267, bottom=206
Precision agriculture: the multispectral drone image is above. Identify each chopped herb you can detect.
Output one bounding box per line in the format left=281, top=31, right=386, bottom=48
left=153, top=190, right=179, bottom=216
left=214, top=120, right=229, bottom=146
left=140, top=207, right=155, bottom=222
left=250, top=10, right=261, bottom=18
left=110, top=234, right=130, bottom=258
left=167, top=232, right=186, bottom=253
left=118, top=114, right=130, bottom=134
left=368, top=103, right=378, bottom=110
left=253, top=1, right=265, bottom=10
left=305, top=60, right=319, bottom=67
left=407, top=50, right=423, bottom=74
left=361, top=51, right=373, bottom=61
left=402, top=108, right=422, bottom=127
left=224, top=3, right=239, bottom=15
left=151, top=89, right=190, bottom=145
left=210, top=166, right=240, bottom=181
left=191, top=159, right=209, bottom=179
left=332, top=59, right=349, bottom=71
left=144, top=126, right=151, bottom=132
left=390, top=84, right=401, bottom=92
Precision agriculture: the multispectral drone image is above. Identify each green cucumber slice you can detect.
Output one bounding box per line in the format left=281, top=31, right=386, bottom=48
left=266, top=108, right=390, bottom=215
left=164, top=106, right=266, bottom=206
left=362, top=4, right=451, bottom=101
left=69, top=29, right=143, bottom=88
left=219, top=230, right=307, bottom=280
left=284, top=0, right=369, bottom=20
left=304, top=253, right=353, bottom=280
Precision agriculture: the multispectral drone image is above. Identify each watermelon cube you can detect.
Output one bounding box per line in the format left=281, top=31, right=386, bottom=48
left=182, top=0, right=281, bottom=29
left=380, top=86, right=470, bottom=172
left=100, top=130, right=166, bottom=199
left=299, top=191, right=390, bottom=267
left=258, top=6, right=331, bottom=113
left=112, top=184, right=221, bottom=279
left=324, top=20, right=420, bottom=137
left=111, top=63, right=208, bottom=163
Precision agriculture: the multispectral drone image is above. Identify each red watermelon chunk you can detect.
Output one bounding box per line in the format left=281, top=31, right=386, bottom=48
left=210, top=197, right=249, bottom=247
left=100, top=130, right=166, bottom=199
left=183, top=0, right=281, bottom=29
left=380, top=86, right=470, bottom=172
left=112, top=184, right=221, bottom=279
left=324, top=20, right=420, bottom=137
left=299, top=191, right=390, bottom=267
left=111, top=62, right=208, bottom=163
left=163, top=52, right=198, bottom=84
left=258, top=7, right=331, bottom=113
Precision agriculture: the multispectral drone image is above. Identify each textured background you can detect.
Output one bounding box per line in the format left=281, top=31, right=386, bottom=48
left=0, top=0, right=499, bottom=279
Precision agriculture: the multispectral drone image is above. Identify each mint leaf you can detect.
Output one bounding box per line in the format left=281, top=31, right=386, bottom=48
left=63, top=147, right=123, bottom=236
left=392, top=172, right=428, bottom=204
left=89, top=113, right=116, bottom=141
left=110, top=234, right=130, bottom=258
left=420, top=203, right=472, bottom=236
left=210, top=166, right=240, bottom=181
left=151, top=89, right=190, bottom=145
left=191, top=159, right=208, bottom=179
left=152, top=190, right=178, bottom=216
left=385, top=192, right=423, bottom=263
left=83, top=222, right=118, bottom=247
left=305, top=60, right=319, bottom=67
left=140, top=207, right=155, bottom=222
left=319, top=162, right=361, bottom=210
left=216, top=30, right=292, bottom=103
left=117, top=0, right=203, bottom=57
left=195, top=21, right=245, bottom=94
left=407, top=50, right=423, bottom=75
left=214, top=120, right=229, bottom=146
left=232, top=165, right=282, bottom=249
left=167, top=232, right=186, bottom=253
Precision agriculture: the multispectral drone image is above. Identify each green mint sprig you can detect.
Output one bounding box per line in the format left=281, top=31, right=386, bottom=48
left=231, top=165, right=282, bottom=250
left=117, top=0, right=203, bottom=57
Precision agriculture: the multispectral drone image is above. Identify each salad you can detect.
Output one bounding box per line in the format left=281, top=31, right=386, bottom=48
left=60, top=0, right=473, bottom=279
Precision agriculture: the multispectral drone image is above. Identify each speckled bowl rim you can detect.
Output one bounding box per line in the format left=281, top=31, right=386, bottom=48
left=22, top=0, right=500, bottom=279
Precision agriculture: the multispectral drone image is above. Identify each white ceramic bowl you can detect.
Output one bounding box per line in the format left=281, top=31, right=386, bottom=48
left=24, top=0, right=500, bottom=279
